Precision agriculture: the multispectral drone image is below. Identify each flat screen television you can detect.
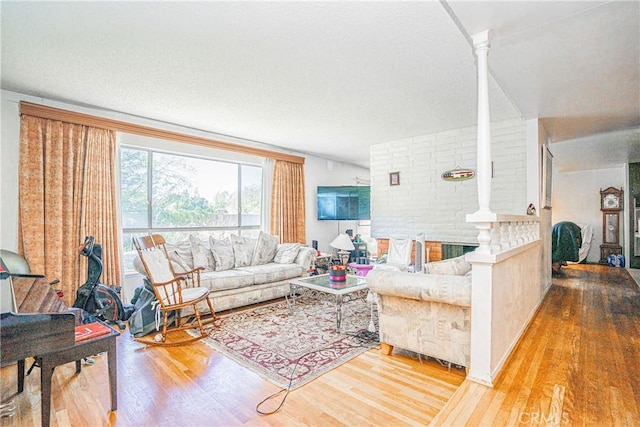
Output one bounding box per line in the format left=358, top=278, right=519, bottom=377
left=317, top=186, right=370, bottom=221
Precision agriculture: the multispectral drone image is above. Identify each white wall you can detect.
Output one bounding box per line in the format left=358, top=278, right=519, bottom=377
left=551, top=165, right=626, bottom=263
left=370, top=117, right=527, bottom=243
left=536, top=123, right=553, bottom=291
left=304, top=156, right=369, bottom=254
left=0, top=95, right=21, bottom=251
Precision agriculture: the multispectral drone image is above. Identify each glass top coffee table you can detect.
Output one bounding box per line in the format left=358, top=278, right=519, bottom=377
left=286, top=274, right=369, bottom=332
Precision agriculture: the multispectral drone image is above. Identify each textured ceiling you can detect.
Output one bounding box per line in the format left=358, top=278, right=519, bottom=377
left=453, top=1, right=639, bottom=129
left=1, top=1, right=638, bottom=171
left=449, top=0, right=640, bottom=171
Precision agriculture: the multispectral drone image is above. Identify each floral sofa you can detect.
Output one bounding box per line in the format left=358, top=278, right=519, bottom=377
left=133, top=231, right=316, bottom=312
left=366, top=255, right=471, bottom=369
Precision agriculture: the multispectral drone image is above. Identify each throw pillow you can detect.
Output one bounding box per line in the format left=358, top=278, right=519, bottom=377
left=132, top=255, right=147, bottom=276
left=251, top=231, right=279, bottom=265
left=189, top=235, right=215, bottom=271
left=424, top=255, right=471, bottom=276
left=168, top=251, right=191, bottom=273
left=230, top=234, right=257, bottom=268
left=273, top=243, right=300, bottom=264
left=209, top=236, right=235, bottom=271
left=165, top=240, right=194, bottom=269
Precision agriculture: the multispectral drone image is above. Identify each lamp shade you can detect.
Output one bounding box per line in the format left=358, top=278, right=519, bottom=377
left=330, top=233, right=355, bottom=251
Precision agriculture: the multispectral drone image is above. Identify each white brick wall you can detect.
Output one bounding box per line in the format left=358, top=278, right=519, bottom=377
left=371, top=117, right=527, bottom=244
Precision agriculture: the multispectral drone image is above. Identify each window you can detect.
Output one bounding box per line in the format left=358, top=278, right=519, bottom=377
left=120, top=147, right=263, bottom=271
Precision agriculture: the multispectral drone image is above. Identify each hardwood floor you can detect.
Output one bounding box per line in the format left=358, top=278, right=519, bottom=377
left=2, top=263, right=638, bottom=426
left=432, top=264, right=640, bottom=426
left=1, top=307, right=465, bottom=426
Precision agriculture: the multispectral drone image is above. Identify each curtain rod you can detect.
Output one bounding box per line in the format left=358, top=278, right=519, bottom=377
left=19, top=101, right=305, bottom=164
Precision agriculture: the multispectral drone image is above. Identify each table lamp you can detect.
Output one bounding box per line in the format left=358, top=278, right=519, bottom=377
left=330, top=233, right=355, bottom=266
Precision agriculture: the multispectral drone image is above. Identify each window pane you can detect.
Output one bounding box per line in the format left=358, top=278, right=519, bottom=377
left=162, top=230, right=235, bottom=244
left=120, top=148, right=149, bottom=228
left=121, top=232, right=138, bottom=272
left=241, top=165, right=262, bottom=227
left=151, top=153, right=239, bottom=228
left=208, top=162, right=239, bottom=227
left=120, top=145, right=265, bottom=273
left=157, top=231, right=191, bottom=244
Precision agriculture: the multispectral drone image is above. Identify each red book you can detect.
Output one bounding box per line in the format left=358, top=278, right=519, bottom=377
left=74, top=322, right=111, bottom=342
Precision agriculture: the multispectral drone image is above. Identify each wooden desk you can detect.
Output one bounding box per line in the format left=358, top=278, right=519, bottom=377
left=15, top=314, right=119, bottom=427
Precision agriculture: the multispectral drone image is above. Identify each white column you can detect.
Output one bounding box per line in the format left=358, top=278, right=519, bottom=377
left=467, top=29, right=495, bottom=387
left=473, top=30, right=492, bottom=215
left=468, top=262, right=494, bottom=386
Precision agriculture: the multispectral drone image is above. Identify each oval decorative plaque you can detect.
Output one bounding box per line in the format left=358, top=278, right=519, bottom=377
left=441, top=168, right=475, bottom=181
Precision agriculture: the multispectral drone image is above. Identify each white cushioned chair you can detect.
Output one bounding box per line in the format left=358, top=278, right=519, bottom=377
left=374, top=238, right=412, bottom=271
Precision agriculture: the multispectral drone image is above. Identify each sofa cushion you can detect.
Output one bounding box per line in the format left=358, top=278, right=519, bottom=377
left=294, top=246, right=317, bottom=268
left=167, top=251, right=191, bottom=273
left=230, top=234, right=257, bottom=268
left=200, top=269, right=255, bottom=292
left=165, top=240, right=194, bottom=269
left=274, top=243, right=300, bottom=264
left=251, top=231, right=279, bottom=266
left=424, top=255, right=471, bottom=276
left=237, top=262, right=305, bottom=284
left=132, top=255, right=147, bottom=276
left=209, top=236, right=235, bottom=271
left=189, top=235, right=215, bottom=271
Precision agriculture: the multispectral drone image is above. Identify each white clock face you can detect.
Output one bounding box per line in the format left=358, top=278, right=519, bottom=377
left=604, top=194, right=619, bottom=209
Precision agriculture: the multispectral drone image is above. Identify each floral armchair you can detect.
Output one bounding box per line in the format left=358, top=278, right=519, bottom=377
left=367, top=255, right=472, bottom=369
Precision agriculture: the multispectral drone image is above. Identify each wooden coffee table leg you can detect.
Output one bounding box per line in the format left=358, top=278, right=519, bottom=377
left=380, top=342, right=393, bottom=356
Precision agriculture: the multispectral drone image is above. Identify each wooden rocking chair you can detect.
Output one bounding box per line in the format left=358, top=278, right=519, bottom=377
left=132, top=234, right=215, bottom=346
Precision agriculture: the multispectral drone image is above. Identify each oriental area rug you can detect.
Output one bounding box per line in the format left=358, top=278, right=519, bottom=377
left=190, top=296, right=378, bottom=389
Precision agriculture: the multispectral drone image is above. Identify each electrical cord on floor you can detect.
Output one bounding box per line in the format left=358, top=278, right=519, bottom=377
left=255, top=328, right=379, bottom=415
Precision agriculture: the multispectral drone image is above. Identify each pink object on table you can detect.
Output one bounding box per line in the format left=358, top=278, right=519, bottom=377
left=348, top=262, right=374, bottom=277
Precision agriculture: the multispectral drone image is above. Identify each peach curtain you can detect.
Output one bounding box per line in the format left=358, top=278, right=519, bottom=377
left=18, top=115, right=121, bottom=306
left=271, top=160, right=306, bottom=244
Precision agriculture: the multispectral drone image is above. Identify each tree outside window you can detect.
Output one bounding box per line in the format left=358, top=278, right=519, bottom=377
left=120, top=147, right=263, bottom=271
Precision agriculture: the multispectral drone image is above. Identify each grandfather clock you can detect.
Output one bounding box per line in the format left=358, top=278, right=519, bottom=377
left=600, top=187, right=623, bottom=263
